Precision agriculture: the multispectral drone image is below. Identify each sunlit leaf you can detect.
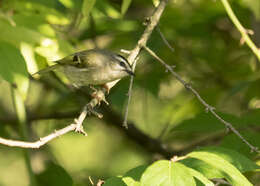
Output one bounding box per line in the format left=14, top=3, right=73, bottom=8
left=152, top=0, right=159, bottom=7
left=82, top=0, right=96, bottom=19
left=196, top=147, right=260, bottom=172
left=2, top=0, right=69, bottom=25
left=58, top=0, right=74, bottom=8
left=122, top=177, right=140, bottom=186
left=140, top=160, right=196, bottom=186
left=181, top=146, right=259, bottom=182
left=185, top=167, right=214, bottom=186
left=187, top=150, right=253, bottom=186
left=95, top=0, right=121, bottom=19
left=121, top=0, right=132, bottom=15
left=240, top=0, right=260, bottom=20
left=35, top=39, right=60, bottom=61
left=13, top=14, right=56, bottom=37
left=0, top=18, right=43, bottom=46
left=20, top=42, right=38, bottom=75
left=0, top=41, right=29, bottom=100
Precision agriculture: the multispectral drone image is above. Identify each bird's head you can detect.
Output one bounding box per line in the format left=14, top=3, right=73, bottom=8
left=111, top=54, right=135, bottom=77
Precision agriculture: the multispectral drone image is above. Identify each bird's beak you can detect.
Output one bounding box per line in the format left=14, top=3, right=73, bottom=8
left=125, top=70, right=135, bottom=76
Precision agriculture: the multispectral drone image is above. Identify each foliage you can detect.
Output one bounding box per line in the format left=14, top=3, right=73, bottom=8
left=104, top=147, right=259, bottom=186
left=0, top=0, right=259, bottom=186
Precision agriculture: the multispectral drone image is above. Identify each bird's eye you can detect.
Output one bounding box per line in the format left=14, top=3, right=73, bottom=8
left=119, top=61, right=126, bottom=67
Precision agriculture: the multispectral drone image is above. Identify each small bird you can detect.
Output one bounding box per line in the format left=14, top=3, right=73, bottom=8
left=33, top=49, right=134, bottom=90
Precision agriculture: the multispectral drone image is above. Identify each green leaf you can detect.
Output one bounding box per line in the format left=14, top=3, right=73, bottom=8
left=122, top=165, right=147, bottom=186
left=152, top=0, right=160, bottom=7
left=20, top=42, right=38, bottom=75
left=13, top=14, right=56, bottom=37
left=240, top=0, right=260, bottom=20
left=196, top=147, right=260, bottom=172
left=220, top=132, right=260, bottom=158
left=103, top=176, right=126, bottom=186
left=171, top=112, right=237, bottom=133
left=187, top=150, right=253, bottom=186
left=0, top=16, right=70, bottom=62
left=58, top=0, right=74, bottom=8
left=185, top=167, right=214, bottom=186
left=36, top=162, right=73, bottom=186
left=121, top=0, right=132, bottom=15
left=95, top=0, right=121, bottom=19
left=0, top=41, right=29, bottom=100
left=140, top=160, right=196, bottom=186
left=181, top=158, right=224, bottom=180
left=104, top=165, right=146, bottom=186
left=124, top=165, right=147, bottom=180
left=122, top=177, right=140, bottom=186
left=0, top=18, right=43, bottom=46
left=2, top=0, right=69, bottom=24
left=82, top=0, right=96, bottom=18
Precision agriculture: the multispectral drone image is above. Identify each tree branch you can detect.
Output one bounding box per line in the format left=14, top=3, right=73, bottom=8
left=0, top=109, right=179, bottom=157
left=0, top=124, right=76, bottom=148
left=142, top=45, right=259, bottom=153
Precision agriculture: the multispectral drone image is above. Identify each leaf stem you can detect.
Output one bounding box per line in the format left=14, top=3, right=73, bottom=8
left=11, top=87, right=37, bottom=186
left=220, top=0, right=260, bottom=61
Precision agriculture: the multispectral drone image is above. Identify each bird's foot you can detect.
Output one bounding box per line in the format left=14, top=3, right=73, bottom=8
left=74, top=118, right=87, bottom=136
left=102, top=84, right=110, bottom=94
left=86, top=104, right=103, bottom=118
left=91, top=90, right=109, bottom=105
left=89, top=85, right=97, bottom=92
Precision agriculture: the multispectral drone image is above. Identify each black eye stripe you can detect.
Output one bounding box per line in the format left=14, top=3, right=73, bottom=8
left=114, top=54, right=131, bottom=68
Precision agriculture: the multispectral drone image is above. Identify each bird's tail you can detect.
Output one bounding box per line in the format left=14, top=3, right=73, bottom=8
left=32, top=64, right=60, bottom=77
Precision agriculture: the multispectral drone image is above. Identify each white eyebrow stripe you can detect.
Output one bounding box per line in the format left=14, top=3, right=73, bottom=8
left=114, top=54, right=131, bottom=67
left=114, top=55, right=127, bottom=63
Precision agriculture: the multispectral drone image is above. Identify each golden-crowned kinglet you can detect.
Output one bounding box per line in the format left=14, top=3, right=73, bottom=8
left=34, top=49, right=134, bottom=87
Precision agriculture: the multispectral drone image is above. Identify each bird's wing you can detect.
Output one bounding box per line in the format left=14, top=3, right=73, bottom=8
left=55, top=51, right=88, bottom=67
left=56, top=49, right=108, bottom=69
left=32, top=64, right=60, bottom=76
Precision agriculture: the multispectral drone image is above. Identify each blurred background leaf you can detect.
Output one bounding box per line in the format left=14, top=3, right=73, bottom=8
left=82, top=0, right=96, bottom=19
left=121, top=0, right=132, bottom=15
left=0, top=41, right=29, bottom=100
left=36, top=162, right=73, bottom=186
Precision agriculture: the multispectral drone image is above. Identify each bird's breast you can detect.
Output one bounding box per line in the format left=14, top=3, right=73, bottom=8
left=62, top=65, right=127, bottom=86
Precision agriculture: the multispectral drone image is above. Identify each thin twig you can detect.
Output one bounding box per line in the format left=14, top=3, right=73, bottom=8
left=143, top=45, right=259, bottom=153
left=156, top=26, right=174, bottom=53
left=89, top=176, right=94, bottom=185
left=123, top=58, right=138, bottom=128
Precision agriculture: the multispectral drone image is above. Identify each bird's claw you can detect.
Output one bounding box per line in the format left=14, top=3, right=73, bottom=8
left=74, top=119, right=87, bottom=136
left=103, top=84, right=110, bottom=94
left=86, top=104, right=103, bottom=118
left=91, top=90, right=109, bottom=105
